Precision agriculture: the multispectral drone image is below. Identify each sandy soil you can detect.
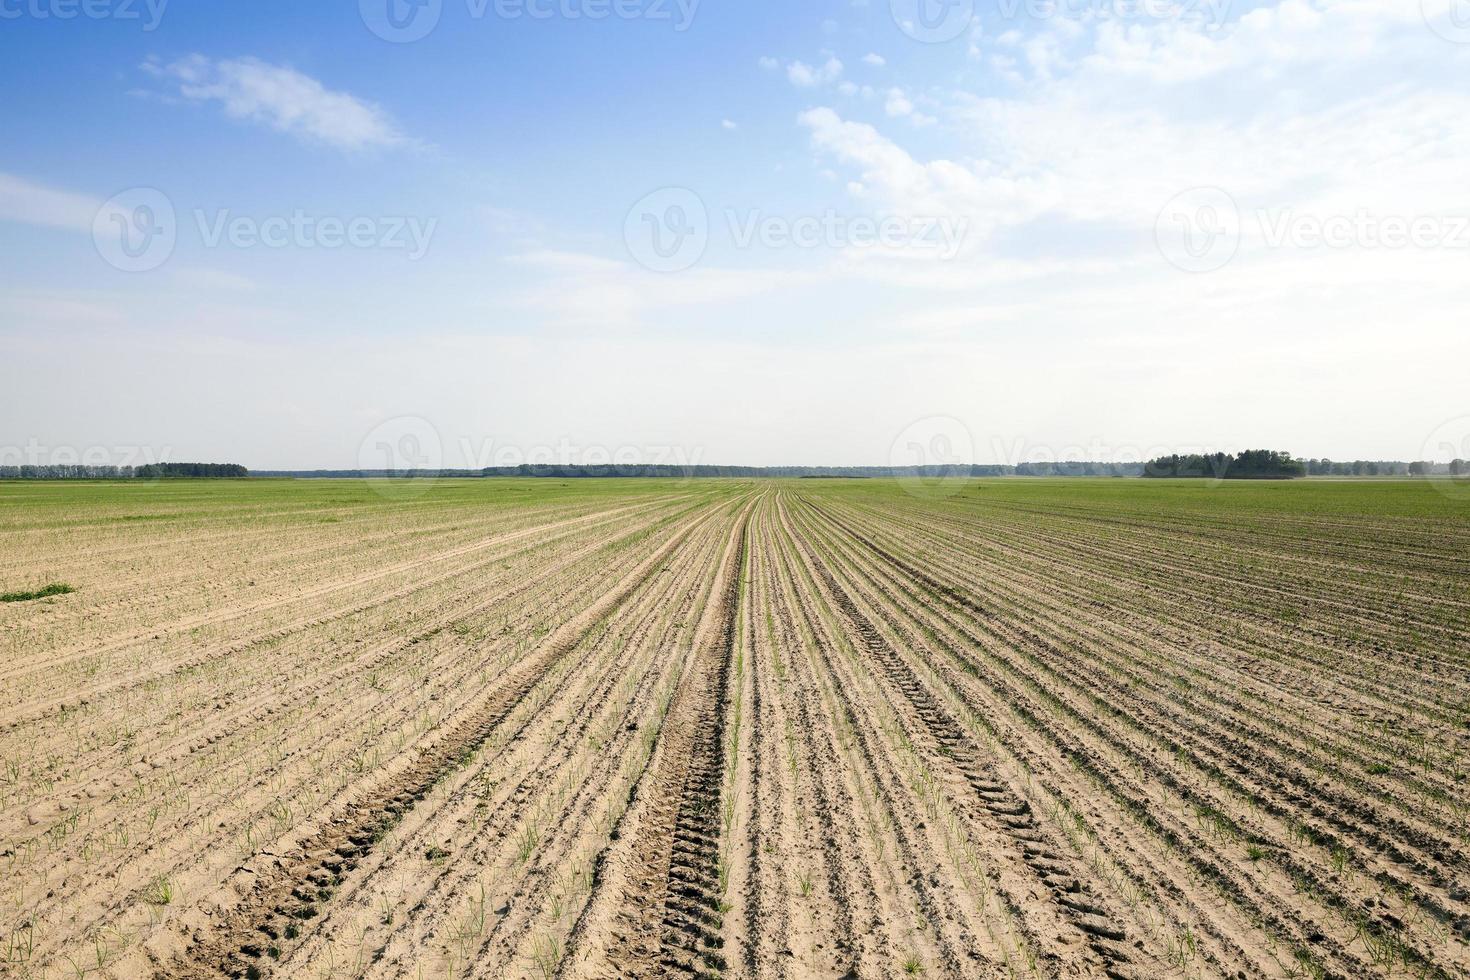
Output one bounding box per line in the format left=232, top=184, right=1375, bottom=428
left=2, top=479, right=1466, bottom=980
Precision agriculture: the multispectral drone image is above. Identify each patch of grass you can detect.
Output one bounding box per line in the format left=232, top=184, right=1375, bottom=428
left=141, top=876, right=174, bottom=907
left=515, top=825, right=539, bottom=864
left=530, top=935, right=561, bottom=979
left=1, top=583, right=75, bottom=603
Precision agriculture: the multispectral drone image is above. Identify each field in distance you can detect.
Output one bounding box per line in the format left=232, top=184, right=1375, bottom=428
left=1, top=476, right=1467, bottom=979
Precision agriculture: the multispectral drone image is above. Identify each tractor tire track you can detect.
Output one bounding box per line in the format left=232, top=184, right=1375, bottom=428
left=597, top=500, right=751, bottom=979
left=173, top=501, right=723, bottom=979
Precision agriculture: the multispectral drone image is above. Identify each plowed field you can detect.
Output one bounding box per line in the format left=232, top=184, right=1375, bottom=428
left=2, top=477, right=1467, bottom=979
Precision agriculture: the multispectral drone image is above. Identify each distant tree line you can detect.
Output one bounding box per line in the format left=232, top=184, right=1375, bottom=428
left=253, top=458, right=1468, bottom=480
left=1013, top=461, right=1145, bottom=477
left=1143, top=450, right=1306, bottom=480
left=250, top=469, right=484, bottom=479
left=13, top=457, right=1467, bottom=481
left=0, top=463, right=249, bottom=479
left=0, top=465, right=137, bottom=479
left=135, top=463, right=249, bottom=478
left=479, top=464, right=1031, bottom=479
left=255, top=462, right=1146, bottom=479
left=1302, top=458, right=1466, bottom=476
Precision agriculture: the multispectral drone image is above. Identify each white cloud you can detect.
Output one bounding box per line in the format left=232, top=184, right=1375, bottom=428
left=884, top=88, right=914, bottom=117
left=1077, top=0, right=1423, bottom=84
left=142, top=55, right=412, bottom=152
left=9, top=0, right=1470, bottom=464
left=722, top=119, right=738, bottom=130
left=863, top=52, right=886, bottom=67
left=802, top=0, right=1470, bottom=247
left=787, top=57, right=844, bottom=88
left=799, top=108, right=1000, bottom=223
left=876, top=85, right=939, bottom=122
left=772, top=0, right=1470, bottom=453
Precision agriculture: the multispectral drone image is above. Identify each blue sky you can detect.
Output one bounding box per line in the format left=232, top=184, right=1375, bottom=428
left=4, top=0, right=1470, bottom=469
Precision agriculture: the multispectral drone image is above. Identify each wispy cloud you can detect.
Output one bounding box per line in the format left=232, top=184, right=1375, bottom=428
left=0, top=173, right=99, bottom=231
left=787, top=57, right=844, bottom=88
left=802, top=0, right=1470, bottom=250
left=507, top=250, right=806, bottom=329
left=141, top=55, right=414, bottom=153
left=883, top=88, right=913, bottom=117
left=880, top=87, right=935, bottom=126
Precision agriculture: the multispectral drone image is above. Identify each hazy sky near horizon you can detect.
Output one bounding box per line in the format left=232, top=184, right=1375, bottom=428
left=3, top=0, right=1469, bottom=470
